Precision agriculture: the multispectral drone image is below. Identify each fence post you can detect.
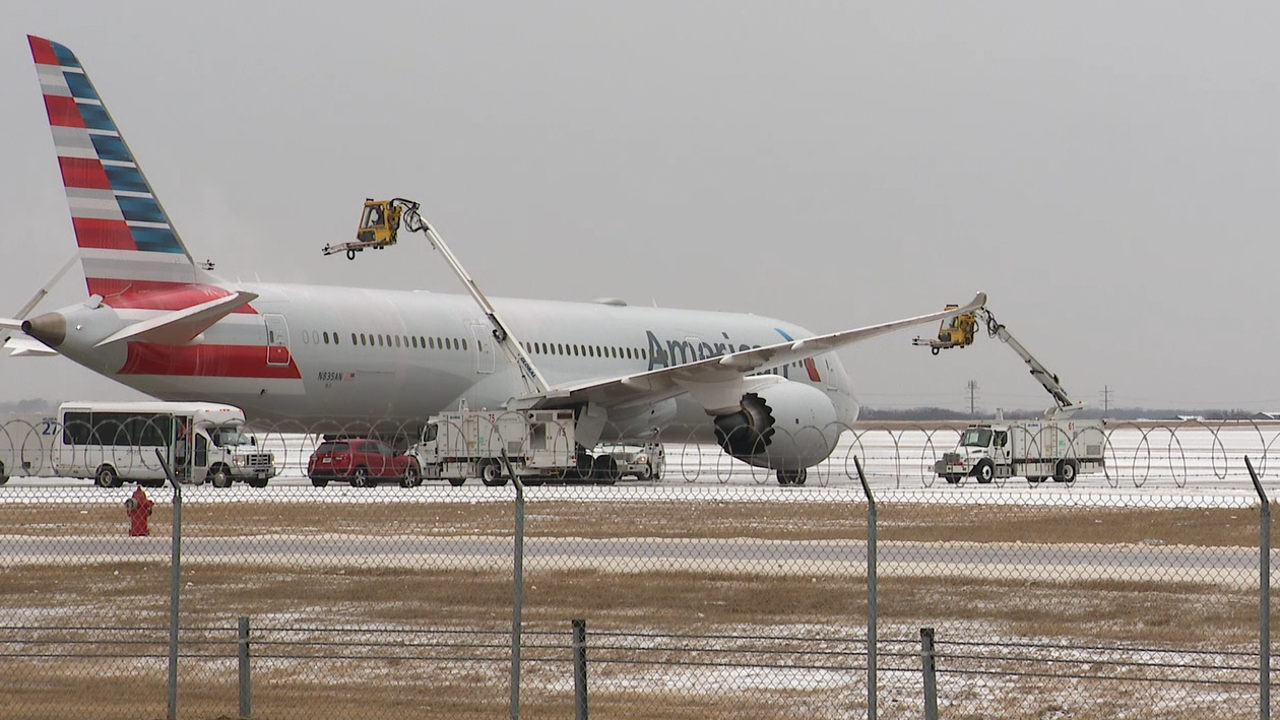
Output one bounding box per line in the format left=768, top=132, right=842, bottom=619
left=506, top=450, right=525, bottom=720
left=854, top=456, right=877, bottom=720
left=573, top=618, right=588, bottom=720
left=238, top=617, right=252, bottom=719
left=920, top=628, right=938, bottom=720
left=1245, top=456, right=1271, bottom=720
left=157, top=450, right=182, bottom=720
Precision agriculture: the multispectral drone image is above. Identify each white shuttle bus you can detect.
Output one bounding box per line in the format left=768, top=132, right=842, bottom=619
left=54, top=401, right=277, bottom=488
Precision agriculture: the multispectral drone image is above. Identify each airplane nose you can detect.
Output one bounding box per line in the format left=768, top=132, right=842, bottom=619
left=23, top=312, right=66, bottom=347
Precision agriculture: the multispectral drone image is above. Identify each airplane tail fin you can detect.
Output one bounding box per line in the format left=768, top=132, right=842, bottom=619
left=29, top=35, right=204, bottom=300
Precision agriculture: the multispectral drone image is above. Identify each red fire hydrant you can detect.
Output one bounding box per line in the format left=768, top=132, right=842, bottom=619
left=125, top=487, right=154, bottom=537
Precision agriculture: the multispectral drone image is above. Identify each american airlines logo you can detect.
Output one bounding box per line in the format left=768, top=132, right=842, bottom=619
left=645, top=330, right=815, bottom=381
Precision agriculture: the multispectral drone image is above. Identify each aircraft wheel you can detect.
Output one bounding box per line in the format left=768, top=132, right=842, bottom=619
left=776, top=469, right=806, bottom=485
left=592, top=456, right=620, bottom=483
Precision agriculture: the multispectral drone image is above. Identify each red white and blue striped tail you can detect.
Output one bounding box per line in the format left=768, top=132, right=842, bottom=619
left=29, top=35, right=201, bottom=300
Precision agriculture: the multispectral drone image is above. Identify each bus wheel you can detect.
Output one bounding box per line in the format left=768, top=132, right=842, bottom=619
left=95, top=466, right=121, bottom=489
left=210, top=466, right=233, bottom=488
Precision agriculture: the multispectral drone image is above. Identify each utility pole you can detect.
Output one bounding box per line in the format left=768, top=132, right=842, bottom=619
left=1100, top=385, right=1112, bottom=414
left=966, top=380, right=979, bottom=418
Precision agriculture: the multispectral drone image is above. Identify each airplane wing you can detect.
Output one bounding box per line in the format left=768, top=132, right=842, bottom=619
left=516, top=291, right=987, bottom=415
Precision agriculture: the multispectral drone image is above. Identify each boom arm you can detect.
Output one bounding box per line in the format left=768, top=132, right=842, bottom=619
left=973, top=307, right=1078, bottom=417
left=392, top=200, right=551, bottom=397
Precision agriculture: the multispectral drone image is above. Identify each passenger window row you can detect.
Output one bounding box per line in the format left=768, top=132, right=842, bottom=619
left=520, top=341, right=647, bottom=361
left=297, top=330, right=658, bottom=363
left=298, top=330, right=468, bottom=351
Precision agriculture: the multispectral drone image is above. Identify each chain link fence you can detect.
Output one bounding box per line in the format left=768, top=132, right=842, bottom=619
left=1, top=415, right=1276, bottom=718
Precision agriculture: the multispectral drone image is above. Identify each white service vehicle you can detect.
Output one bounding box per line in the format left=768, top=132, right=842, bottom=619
left=409, top=409, right=583, bottom=486
left=934, top=417, right=1105, bottom=484
left=54, top=401, right=276, bottom=488
left=0, top=412, right=58, bottom=484
left=600, top=442, right=665, bottom=481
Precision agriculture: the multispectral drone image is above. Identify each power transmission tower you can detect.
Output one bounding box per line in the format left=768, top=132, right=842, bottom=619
left=1100, top=385, right=1113, bottom=414
left=966, top=380, right=979, bottom=418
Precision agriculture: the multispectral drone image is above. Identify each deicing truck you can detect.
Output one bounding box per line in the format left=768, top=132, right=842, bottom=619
left=934, top=417, right=1105, bottom=484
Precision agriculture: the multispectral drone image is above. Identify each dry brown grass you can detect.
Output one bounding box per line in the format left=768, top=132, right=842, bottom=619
left=0, top=559, right=1265, bottom=643
left=1, top=496, right=1272, bottom=719
left=0, top=499, right=1273, bottom=547
left=1, top=556, right=1267, bottom=719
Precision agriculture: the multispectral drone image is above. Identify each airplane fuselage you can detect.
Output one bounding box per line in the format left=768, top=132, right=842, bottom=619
left=44, top=282, right=859, bottom=436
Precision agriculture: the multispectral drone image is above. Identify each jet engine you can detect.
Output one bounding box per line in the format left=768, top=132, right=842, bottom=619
left=712, top=380, right=841, bottom=484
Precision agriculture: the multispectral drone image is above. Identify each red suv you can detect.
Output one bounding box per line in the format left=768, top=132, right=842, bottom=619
left=307, top=438, right=420, bottom=488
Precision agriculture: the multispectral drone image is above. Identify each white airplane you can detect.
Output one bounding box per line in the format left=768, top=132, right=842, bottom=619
left=4, top=35, right=983, bottom=484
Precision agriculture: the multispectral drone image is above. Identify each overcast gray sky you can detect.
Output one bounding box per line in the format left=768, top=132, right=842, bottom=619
left=1, top=2, right=1277, bottom=413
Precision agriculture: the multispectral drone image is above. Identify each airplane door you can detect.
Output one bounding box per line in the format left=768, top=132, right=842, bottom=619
left=470, top=324, right=495, bottom=374
left=264, top=314, right=291, bottom=366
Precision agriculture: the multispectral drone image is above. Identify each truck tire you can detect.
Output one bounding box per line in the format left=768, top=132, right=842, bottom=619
left=247, top=478, right=269, bottom=488
left=350, top=466, right=371, bottom=488
left=210, top=465, right=233, bottom=488
left=638, top=464, right=653, bottom=481
left=479, top=460, right=507, bottom=487
left=448, top=477, right=466, bottom=487
left=1055, top=460, right=1078, bottom=483
left=974, top=460, right=994, bottom=484
left=95, top=465, right=121, bottom=488
left=1026, top=476, right=1046, bottom=484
